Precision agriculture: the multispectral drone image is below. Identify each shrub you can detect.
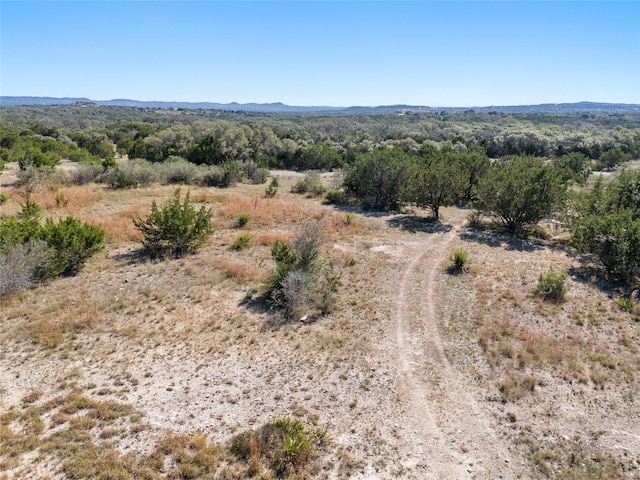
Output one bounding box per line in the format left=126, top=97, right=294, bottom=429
left=133, top=189, right=214, bottom=259
left=235, top=213, right=251, bottom=228
left=0, top=240, right=52, bottom=297
left=265, top=177, right=279, bottom=198
left=0, top=191, right=9, bottom=205
left=316, top=263, right=342, bottom=315
left=571, top=211, right=640, bottom=285
left=533, top=269, right=567, bottom=303
left=292, top=172, right=325, bottom=196
left=200, top=165, right=227, bottom=187
left=231, top=233, right=252, bottom=251
left=324, top=188, right=346, bottom=205
left=103, top=159, right=156, bottom=189
left=69, top=164, right=103, bottom=185
left=265, top=221, right=337, bottom=320
left=271, top=270, right=313, bottom=320
left=158, top=157, right=202, bottom=185
left=240, top=160, right=269, bottom=184
left=41, top=216, right=106, bottom=276
left=448, top=248, right=469, bottom=274
left=230, top=417, right=328, bottom=477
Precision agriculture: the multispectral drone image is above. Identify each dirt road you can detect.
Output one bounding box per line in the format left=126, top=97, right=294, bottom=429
left=394, top=215, right=517, bottom=479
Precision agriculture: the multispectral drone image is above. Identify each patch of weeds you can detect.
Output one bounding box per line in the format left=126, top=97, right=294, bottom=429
left=235, top=213, right=251, bottom=228
left=344, top=212, right=355, bottom=225
left=265, top=177, right=279, bottom=198
left=498, top=373, right=541, bottom=402
left=292, top=172, right=325, bottom=196
left=231, top=233, right=253, bottom=251
left=230, top=416, right=330, bottom=478
left=533, top=268, right=567, bottom=303
left=447, top=248, right=469, bottom=274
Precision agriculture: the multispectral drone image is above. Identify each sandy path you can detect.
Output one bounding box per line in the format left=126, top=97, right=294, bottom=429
left=395, top=216, right=517, bottom=479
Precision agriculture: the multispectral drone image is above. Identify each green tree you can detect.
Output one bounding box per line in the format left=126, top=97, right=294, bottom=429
left=569, top=169, right=640, bottom=284
left=300, top=143, right=342, bottom=171
left=456, top=147, right=491, bottom=201
left=41, top=216, right=106, bottom=276
left=133, top=189, right=214, bottom=259
left=571, top=211, right=640, bottom=284
left=598, top=148, right=631, bottom=171
left=344, top=148, right=411, bottom=210
left=553, top=152, right=591, bottom=184
left=408, top=150, right=464, bottom=220
left=474, top=156, right=566, bottom=233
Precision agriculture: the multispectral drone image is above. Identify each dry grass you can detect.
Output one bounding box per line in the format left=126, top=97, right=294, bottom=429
left=83, top=205, right=146, bottom=245
left=1, top=164, right=638, bottom=479
left=30, top=186, right=104, bottom=214
left=214, top=256, right=260, bottom=282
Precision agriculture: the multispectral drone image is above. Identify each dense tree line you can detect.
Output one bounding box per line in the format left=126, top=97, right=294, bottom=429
left=1, top=106, right=639, bottom=171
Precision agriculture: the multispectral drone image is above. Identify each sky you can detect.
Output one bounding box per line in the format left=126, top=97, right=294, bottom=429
left=1, top=1, right=639, bottom=107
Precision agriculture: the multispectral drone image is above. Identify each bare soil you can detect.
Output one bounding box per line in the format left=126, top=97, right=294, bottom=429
left=1, top=166, right=639, bottom=479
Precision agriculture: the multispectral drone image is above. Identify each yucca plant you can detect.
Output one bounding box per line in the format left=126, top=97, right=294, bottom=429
left=448, top=248, right=469, bottom=274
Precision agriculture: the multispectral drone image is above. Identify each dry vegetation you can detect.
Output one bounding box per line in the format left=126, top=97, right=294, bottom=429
left=1, top=166, right=639, bottom=479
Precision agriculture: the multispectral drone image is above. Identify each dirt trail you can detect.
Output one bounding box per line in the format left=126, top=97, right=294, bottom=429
left=395, top=215, right=516, bottom=479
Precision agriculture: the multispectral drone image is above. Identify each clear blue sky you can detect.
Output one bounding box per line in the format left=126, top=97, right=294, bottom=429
left=1, top=1, right=639, bottom=107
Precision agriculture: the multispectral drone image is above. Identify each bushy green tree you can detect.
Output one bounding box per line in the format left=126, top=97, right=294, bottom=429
left=41, top=216, right=106, bottom=276
left=553, top=152, right=591, bottom=184
left=571, top=211, right=640, bottom=284
left=408, top=149, right=465, bottom=219
left=456, top=147, right=491, bottom=201
left=474, top=156, right=566, bottom=233
left=133, top=189, right=214, bottom=258
left=344, top=148, right=411, bottom=210
left=570, top=169, right=640, bottom=284
left=597, top=148, right=631, bottom=171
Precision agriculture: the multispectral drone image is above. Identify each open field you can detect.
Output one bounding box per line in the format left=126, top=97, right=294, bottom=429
left=1, top=166, right=639, bottom=479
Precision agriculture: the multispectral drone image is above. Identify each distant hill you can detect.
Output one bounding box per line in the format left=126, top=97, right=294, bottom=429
left=0, top=97, right=341, bottom=113
left=1, top=97, right=639, bottom=114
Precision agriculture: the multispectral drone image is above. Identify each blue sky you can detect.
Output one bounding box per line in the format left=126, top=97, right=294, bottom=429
left=1, top=1, right=639, bottom=107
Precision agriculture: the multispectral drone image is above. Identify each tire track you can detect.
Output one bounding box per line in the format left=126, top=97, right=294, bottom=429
left=395, top=215, right=516, bottom=479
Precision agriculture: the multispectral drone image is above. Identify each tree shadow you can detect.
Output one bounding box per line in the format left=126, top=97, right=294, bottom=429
left=566, top=261, right=635, bottom=297
left=386, top=215, right=453, bottom=234
left=459, top=227, right=547, bottom=252
left=109, top=247, right=149, bottom=265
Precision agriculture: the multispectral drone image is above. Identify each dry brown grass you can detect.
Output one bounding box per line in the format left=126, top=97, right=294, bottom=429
left=214, top=256, right=260, bottom=282
left=83, top=205, right=146, bottom=245
left=2, top=163, right=638, bottom=479
left=30, top=186, right=104, bottom=214
left=218, top=194, right=313, bottom=227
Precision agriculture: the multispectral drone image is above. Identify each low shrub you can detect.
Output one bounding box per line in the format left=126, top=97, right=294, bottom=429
left=103, top=159, right=156, bottom=189
left=533, top=269, right=567, bottom=303
left=235, top=213, right=251, bottom=228
left=265, top=177, right=279, bottom=198
left=69, top=164, right=103, bottom=185
left=292, top=172, right=325, bottom=196
left=200, top=165, right=227, bottom=187
left=448, top=248, right=469, bottom=274
left=158, top=157, right=203, bottom=185
left=0, top=240, right=52, bottom=297
left=240, top=160, right=269, bottom=184
left=231, top=233, right=252, bottom=251
left=41, top=216, right=106, bottom=276
left=324, top=188, right=346, bottom=205
left=230, top=417, right=329, bottom=477
left=133, top=189, right=214, bottom=259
